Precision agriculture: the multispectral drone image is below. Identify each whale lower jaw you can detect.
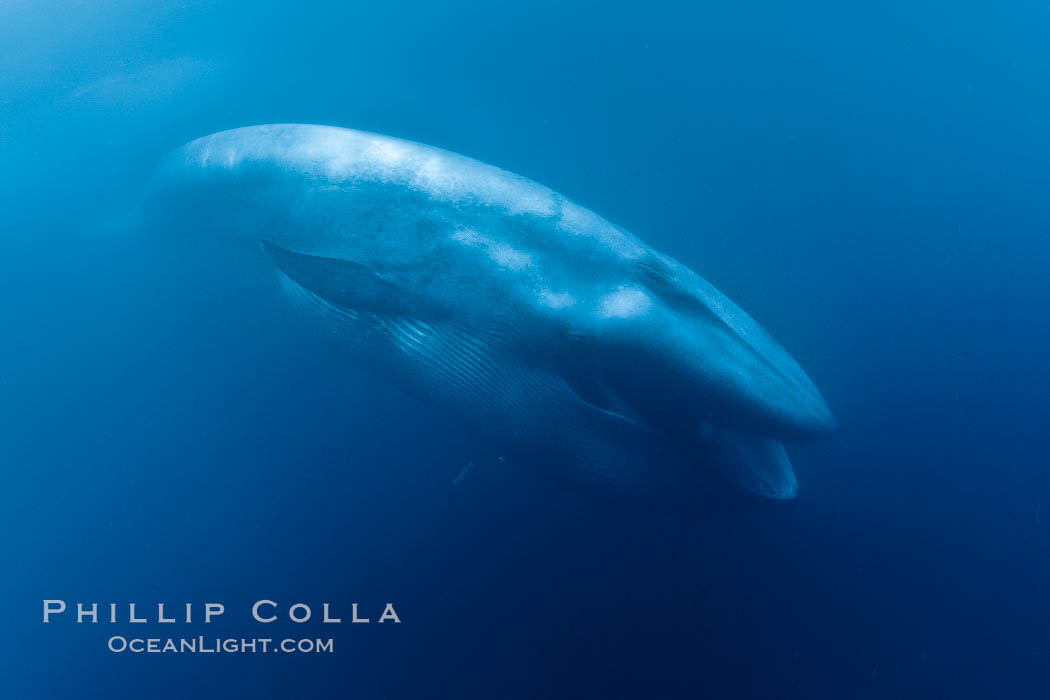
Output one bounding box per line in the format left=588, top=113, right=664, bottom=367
left=703, top=433, right=798, bottom=500
left=265, top=242, right=800, bottom=500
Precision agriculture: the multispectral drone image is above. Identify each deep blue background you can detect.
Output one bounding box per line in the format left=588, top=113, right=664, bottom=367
left=2, top=1, right=1049, bottom=697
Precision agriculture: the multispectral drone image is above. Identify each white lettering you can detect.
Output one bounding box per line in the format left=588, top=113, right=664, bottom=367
left=378, top=603, right=401, bottom=624
left=43, top=600, right=65, bottom=623
left=205, top=603, right=224, bottom=623
left=289, top=604, right=311, bottom=623
left=252, top=600, right=277, bottom=623
left=77, top=603, right=98, bottom=624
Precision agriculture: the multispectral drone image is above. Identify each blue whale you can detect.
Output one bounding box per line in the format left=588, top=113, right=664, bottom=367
left=151, top=124, right=835, bottom=499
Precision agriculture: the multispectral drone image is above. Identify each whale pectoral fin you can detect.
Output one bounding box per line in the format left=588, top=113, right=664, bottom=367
left=705, top=433, right=798, bottom=500
left=261, top=241, right=414, bottom=317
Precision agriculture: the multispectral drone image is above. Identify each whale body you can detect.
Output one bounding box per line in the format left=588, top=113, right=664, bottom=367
left=150, top=124, right=835, bottom=499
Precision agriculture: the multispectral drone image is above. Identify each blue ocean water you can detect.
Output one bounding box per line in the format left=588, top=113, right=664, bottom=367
left=2, top=1, right=1049, bottom=697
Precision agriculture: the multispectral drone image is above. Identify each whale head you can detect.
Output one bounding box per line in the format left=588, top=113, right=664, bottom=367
left=585, top=250, right=837, bottom=443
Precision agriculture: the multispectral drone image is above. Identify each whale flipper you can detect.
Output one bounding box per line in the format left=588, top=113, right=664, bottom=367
left=261, top=241, right=416, bottom=318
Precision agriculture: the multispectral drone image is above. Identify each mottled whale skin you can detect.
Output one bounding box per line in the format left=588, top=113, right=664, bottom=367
left=151, top=124, right=835, bottom=499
